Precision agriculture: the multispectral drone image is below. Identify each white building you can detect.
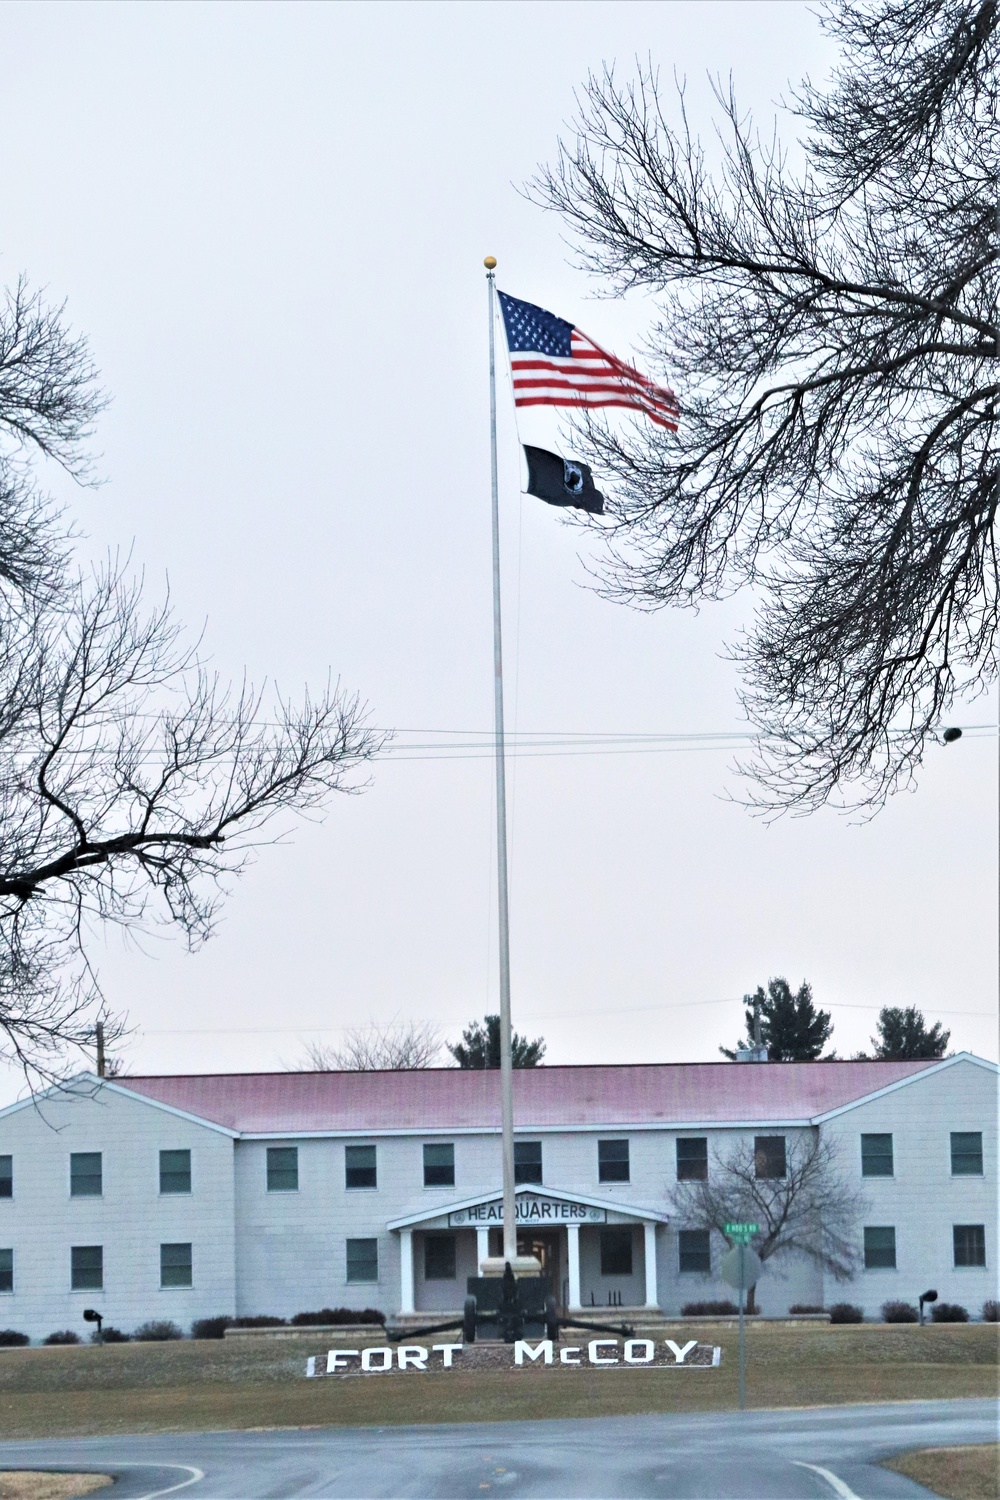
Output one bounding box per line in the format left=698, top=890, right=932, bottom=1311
left=0, top=1054, right=996, bottom=1340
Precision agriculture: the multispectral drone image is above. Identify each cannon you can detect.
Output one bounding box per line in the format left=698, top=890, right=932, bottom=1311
left=386, top=1262, right=635, bottom=1345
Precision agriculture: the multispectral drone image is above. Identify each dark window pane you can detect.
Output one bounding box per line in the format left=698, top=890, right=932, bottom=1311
left=346, top=1237, right=378, bottom=1283
left=864, top=1226, right=896, bottom=1269
left=423, top=1143, right=455, bottom=1188
left=754, top=1137, right=786, bottom=1179
left=951, top=1132, right=983, bottom=1175
left=676, top=1138, right=708, bottom=1181
left=514, top=1141, right=542, bottom=1185
left=345, top=1145, right=377, bottom=1189
left=267, top=1146, right=298, bottom=1192
left=598, top=1139, right=630, bottom=1183
left=861, top=1134, right=894, bottom=1177
left=0, top=1248, right=11, bottom=1293
left=678, top=1230, right=711, bottom=1274
left=600, top=1228, right=633, bottom=1276
left=0, top=1156, right=11, bottom=1198
left=424, top=1233, right=457, bottom=1280
left=159, top=1149, right=191, bottom=1194
left=953, top=1224, right=986, bottom=1268
left=160, top=1242, right=193, bottom=1287
left=70, top=1152, right=102, bottom=1197
left=71, top=1245, right=103, bottom=1289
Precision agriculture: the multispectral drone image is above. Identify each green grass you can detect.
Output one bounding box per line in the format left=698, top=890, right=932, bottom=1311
left=0, top=1322, right=995, bottom=1440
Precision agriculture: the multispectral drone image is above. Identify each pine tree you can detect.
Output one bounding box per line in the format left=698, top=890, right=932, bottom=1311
left=448, top=1015, right=545, bottom=1069
left=721, top=978, right=833, bottom=1062
left=867, top=1006, right=950, bottom=1060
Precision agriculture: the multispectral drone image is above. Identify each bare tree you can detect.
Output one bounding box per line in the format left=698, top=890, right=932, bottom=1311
left=534, top=0, right=998, bottom=814
left=0, top=281, right=383, bottom=1079
left=670, top=1135, right=867, bottom=1311
left=301, top=1018, right=443, bottom=1071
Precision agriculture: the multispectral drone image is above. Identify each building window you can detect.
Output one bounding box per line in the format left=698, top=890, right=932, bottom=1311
left=346, top=1237, right=379, bottom=1283
left=0, top=1156, right=11, bottom=1199
left=423, top=1143, right=455, bottom=1188
left=71, top=1245, right=103, bottom=1290
left=676, top=1138, right=708, bottom=1181
left=424, top=1233, right=457, bottom=1280
left=159, top=1149, right=192, bottom=1195
left=70, top=1152, right=102, bottom=1197
left=600, top=1228, right=633, bottom=1276
left=953, top=1225, right=986, bottom=1268
left=861, top=1134, right=894, bottom=1177
left=863, top=1226, right=896, bottom=1269
left=950, top=1132, right=983, bottom=1176
left=345, top=1145, right=377, bottom=1189
left=266, top=1146, right=298, bottom=1192
left=160, top=1242, right=193, bottom=1288
left=0, top=1249, right=12, bottom=1293
left=514, top=1140, right=542, bottom=1185
left=754, top=1137, right=786, bottom=1180
left=678, top=1230, right=711, bottom=1274
left=598, top=1139, right=630, bottom=1183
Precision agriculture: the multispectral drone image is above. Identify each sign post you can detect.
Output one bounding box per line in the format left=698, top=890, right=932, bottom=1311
left=721, top=1225, right=761, bottom=1411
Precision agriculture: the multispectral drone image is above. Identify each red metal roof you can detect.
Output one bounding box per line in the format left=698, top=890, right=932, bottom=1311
left=118, top=1059, right=935, bottom=1134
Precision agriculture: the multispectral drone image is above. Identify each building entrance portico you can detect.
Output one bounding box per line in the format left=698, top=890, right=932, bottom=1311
left=387, top=1185, right=668, bottom=1318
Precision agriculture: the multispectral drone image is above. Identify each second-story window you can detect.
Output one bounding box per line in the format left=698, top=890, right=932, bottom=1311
left=754, top=1137, right=786, bottom=1179
left=676, top=1138, right=708, bottom=1180
left=345, top=1144, right=377, bottom=1189
left=0, top=1156, right=11, bottom=1199
left=266, top=1146, right=298, bottom=1192
left=423, top=1143, right=455, bottom=1188
left=598, top=1139, right=630, bottom=1183
left=514, top=1140, right=542, bottom=1185
left=70, top=1152, right=102, bottom=1197
left=950, top=1132, right=983, bottom=1175
left=159, top=1150, right=192, bottom=1194
left=861, top=1134, right=894, bottom=1177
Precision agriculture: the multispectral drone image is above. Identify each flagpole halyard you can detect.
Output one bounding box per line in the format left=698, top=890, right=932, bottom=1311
left=485, top=257, right=518, bottom=1269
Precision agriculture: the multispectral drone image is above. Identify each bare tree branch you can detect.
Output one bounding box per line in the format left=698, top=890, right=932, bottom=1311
left=300, top=1018, right=444, bottom=1071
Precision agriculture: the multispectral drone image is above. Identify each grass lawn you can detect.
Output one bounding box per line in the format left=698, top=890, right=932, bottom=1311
left=882, top=1444, right=1000, bottom=1500
left=0, top=1478, right=110, bottom=1500
left=0, top=1323, right=995, bottom=1440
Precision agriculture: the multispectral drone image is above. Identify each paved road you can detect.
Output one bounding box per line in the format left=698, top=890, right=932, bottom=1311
left=0, top=1399, right=996, bottom=1498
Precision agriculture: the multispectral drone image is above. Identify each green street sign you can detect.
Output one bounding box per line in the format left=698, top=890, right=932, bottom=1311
left=724, top=1222, right=758, bottom=1241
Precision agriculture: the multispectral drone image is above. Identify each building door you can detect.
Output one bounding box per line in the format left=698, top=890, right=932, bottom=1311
left=517, top=1230, right=562, bottom=1307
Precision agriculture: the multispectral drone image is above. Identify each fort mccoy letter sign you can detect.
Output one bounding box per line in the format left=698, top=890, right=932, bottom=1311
left=306, top=1338, right=722, bottom=1378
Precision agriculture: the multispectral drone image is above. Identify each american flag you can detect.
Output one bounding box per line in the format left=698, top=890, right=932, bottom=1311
left=498, top=291, right=679, bottom=431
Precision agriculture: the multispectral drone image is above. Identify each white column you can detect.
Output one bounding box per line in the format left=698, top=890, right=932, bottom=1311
left=477, top=1227, right=490, bottom=1272
left=643, top=1221, right=659, bottom=1309
left=566, top=1223, right=581, bottom=1309
left=399, top=1229, right=415, bottom=1315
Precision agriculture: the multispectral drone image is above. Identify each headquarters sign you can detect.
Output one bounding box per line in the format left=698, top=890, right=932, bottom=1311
left=449, top=1195, right=606, bottom=1226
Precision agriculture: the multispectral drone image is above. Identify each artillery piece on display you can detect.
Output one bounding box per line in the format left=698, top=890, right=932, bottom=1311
left=386, top=1261, right=635, bottom=1345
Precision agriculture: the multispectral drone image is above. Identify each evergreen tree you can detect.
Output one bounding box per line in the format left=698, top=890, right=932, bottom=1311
left=721, top=978, right=833, bottom=1062
left=448, top=1014, right=545, bottom=1069
left=868, top=1006, right=950, bottom=1060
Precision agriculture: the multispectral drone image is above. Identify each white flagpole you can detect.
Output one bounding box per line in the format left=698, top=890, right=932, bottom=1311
left=484, top=255, right=517, bottom=1268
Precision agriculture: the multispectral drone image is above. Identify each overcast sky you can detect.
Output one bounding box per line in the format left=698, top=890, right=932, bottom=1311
left=0, top=1, right=995, bottom=1100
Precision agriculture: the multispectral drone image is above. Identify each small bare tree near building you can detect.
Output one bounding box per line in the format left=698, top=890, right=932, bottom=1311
left=670, top=1135, right=867, bottom=1312
left=302, top=1018, right=443, bottom=1071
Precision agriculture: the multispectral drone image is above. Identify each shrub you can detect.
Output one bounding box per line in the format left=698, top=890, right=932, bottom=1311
left=788, top=1304, right=825, bottom=1314
left=681, top=1300, right=742, bottom=1316
left=191, top=1316, right=233, bottom=1340
left=290, top=1307, right=386, bottom=1327
left=931, top=1302, right=968, bottom=1323
left=882, top=1300, right=918, bottom=1323
left=982, top=1300, right=1000, bottom=1323
left=133, top=1319, right=184, bottom=1341
left=0, top=1330, right=29, bottom=1347
left=828, top=1303, right=864, bottom=1324
left=230, top=1315, right=286, bottom=1329
left=91, top=1326, right=129, bottom=1343
left=43, top=1330, right=81, bottom=1345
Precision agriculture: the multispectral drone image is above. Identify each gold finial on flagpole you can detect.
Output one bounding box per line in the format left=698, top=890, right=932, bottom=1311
left=484, top=256, right=497, bottom=270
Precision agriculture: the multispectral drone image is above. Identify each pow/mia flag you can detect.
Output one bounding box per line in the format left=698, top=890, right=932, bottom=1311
left=523, top=445, right=604, bottom=515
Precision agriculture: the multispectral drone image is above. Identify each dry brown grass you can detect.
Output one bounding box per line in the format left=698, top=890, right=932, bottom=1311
left=0, top=1477, right=110, bottom=1500
left=0, top=1322, right=994, bottom=1440
left=883, top=1444, right=1000, bottom=1500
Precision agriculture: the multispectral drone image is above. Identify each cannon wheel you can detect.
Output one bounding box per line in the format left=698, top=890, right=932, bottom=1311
left=463, top=1295, right=477, bottom=1344
left=545, top=1294, right=559, bottom=1343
